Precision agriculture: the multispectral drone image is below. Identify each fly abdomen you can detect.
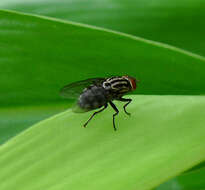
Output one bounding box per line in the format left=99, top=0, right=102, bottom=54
left=76, top=85, right=108, bottom=112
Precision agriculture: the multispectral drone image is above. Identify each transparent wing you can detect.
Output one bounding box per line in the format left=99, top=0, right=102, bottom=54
left=59, top=78, right=106, bottom=99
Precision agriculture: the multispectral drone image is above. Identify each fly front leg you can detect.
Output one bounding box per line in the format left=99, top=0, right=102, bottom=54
left=109, top=101, right=119, bottom=131
left=118, top=97, right=132, bottom=116
left=84, top=104, right=108, bottom=128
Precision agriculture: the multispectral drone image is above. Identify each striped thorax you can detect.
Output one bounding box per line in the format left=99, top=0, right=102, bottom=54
left=103, top=76, right=137, bottom=96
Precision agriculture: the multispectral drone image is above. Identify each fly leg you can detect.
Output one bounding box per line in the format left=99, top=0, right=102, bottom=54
left=83, top=104, right=108, bottom=128
left=118, top=97, right=132, bottom=116
left=109, top=101, right=119, bottom=131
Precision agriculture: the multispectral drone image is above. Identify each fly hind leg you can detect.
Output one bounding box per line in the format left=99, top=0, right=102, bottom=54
left=83, top=104, right=108, bottom=128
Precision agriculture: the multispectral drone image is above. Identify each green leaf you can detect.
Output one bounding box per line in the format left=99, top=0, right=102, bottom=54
left=0, top=9, right=205, bottom=190
left=187, top=161, right=205, bottom=172
left=0, top=104, right=66, bottom=144
left=155, top=162, right=205, bottom=190
left=1, top=9, right=205, bottom=145
left=1, top=9, right=205, bottom=108
left=0, top=95, right=205, bottom=190
left=0, top=0, right=205, bottom=56
left=156, top=167, right=205, bottom=190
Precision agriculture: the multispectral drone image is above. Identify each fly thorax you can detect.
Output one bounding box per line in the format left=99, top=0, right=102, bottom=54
left=102, top=81, right=112, bottom=90
left=104, top=77, right=132, bottom=94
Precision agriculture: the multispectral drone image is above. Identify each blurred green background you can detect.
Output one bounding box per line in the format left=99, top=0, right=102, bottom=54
left=1, top=0, right=205, bottom=56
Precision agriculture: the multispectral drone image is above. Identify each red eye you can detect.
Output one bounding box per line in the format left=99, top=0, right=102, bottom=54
left=130, top=78, right=136, bottom=90
left=123, top=76, right=138, bottom=90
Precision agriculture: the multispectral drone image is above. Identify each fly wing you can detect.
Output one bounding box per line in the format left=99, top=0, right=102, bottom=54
left=60, top=78, right=106, bottom=99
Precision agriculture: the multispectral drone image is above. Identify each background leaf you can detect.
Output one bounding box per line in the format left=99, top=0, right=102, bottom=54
left=0, top=0, right=205, bottom=56
left=0, top=104, right=65, bottom=144
left=156, top=167, right=205, bottom=190
left=1, top=9, right=205, bottom=106
left=155, top=161, right=205, bottom=190
left=1, top=10, right=205, bottom=145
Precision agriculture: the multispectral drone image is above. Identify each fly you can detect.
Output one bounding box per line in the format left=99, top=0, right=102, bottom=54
left=60, top=76, right=139, bottom=131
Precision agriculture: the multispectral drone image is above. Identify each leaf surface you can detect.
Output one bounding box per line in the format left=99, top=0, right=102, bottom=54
left=0, top=95, right=205, bottom=190
left=0, top=0, right=205, bottom=55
